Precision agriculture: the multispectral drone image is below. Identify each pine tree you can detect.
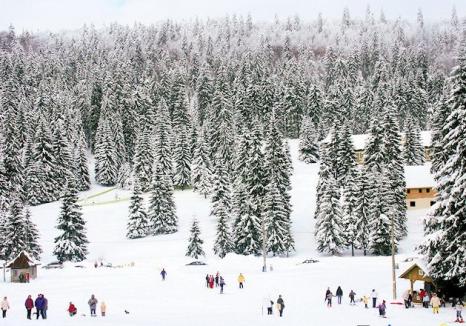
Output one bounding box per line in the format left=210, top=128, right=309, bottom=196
left=298, top=116, right=319, bottom=163
left=74, top=128, right=91, bottom=191
left=341, top=165, right=359, bottom=256
left=133, top=127, right=154, bottom=192
left=173, top=125, right=192, bottom=189
left=191, top=126, right=212, bottom=198
left=315, top=175, right=345, bottom=255
left=186, top=219, right=205, bottom=259
left=210, top=155, right=232, bottom=217
left=127, top=178, right=150, bottom=239
left=213, top=201, right=233, bottom=258
left=337, top=123, right=357, bottom=187
left=155, top=100, right=174, bottom=182
left=148, top=163, right=178, bottom=235
left=364, top=117, right=385, bottom=174
left=419, top=40, right=466, bottom=287
left=53, top=180, right=88, bottom=262
left=354, top=167, right=373, bottom=256
left=23, top=206, right=42, bottom=260
left=94, top=117, right=118, bottom=186
left=52, top=121, right=74, bottom=195
left=1, top=196, right=28, bottom=260
left=403, top=116, right=425, bottom=165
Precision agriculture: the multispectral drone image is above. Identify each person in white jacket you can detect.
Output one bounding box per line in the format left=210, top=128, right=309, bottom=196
left=1, top=297, right=10, bottom=318
left=370, top=289, right=378, bottom=308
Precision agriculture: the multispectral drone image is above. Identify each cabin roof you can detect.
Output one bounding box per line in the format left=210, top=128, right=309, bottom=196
left=399, top=262, right=430, bottom=280
left=6, top=251, right=39, bottom=269
left=404, top=164, right=436, bottom=188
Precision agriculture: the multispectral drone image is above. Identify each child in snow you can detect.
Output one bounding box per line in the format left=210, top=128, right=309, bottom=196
left=67, top=302, right=77, bottom=316
left=430, top=293, right=441, bottom=314
left=267, top=298, right=274, bottom=315
left=362, top=295, right=369, bottom=308
left=238, top=273, right=245, bottom=289
left=456, top=300, right=464, bottom=323
left=100, top=301, right=107, bottom=316
left=349, top=290, right=356, bottom=305
left=88, top=294, right=98, bottom=316
left=215, top=272, right=220, bottom=287
left=378, top=300, right=386, bottom=318
left=1, top=297, right=10, bottom=318
left=325, top=290, right=334, bottom=307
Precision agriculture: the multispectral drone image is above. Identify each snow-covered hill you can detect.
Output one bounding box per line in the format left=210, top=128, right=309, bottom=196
left=1, top=140, right=452, bottom=326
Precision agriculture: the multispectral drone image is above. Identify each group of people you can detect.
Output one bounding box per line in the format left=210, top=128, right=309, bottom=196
left=325, top=288, right=387, bottom=317
left=1, top=294, right=48, bottom=319
left=262, top=295, right=286, bottom=317
left=67, top=294, right=107, bottom=317
left=205, top=272, right=226, bottom=293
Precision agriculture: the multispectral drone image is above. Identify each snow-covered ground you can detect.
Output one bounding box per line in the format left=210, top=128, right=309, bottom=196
left=1, top=140, right=456, bottom=326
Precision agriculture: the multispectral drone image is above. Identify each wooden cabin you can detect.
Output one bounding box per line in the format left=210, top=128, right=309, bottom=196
left=404, top=165, right=437, bottom=210
left=399, top=263, right=435, bottom=303
left=6, top=251, right=39, bottom=283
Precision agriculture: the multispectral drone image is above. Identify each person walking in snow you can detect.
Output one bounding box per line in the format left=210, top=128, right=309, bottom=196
left=263, top=296, right=274, bottom=315
left=423, top=292, right=430, bottom=308
left=1, top=297, right=10, bottom=318
left=67, top=302, right=77, bottom=317
left=362, top=295, right=369, bottom=308
left=88, top=294, right=98, bottom=316
left=219, top=276, right=225, bottom=294
left=209, top=275, right=215, bottom=289
left=100, top=301, right=107, bottom=317
left=35, top=294, right=46, bottom=319
left=456, top=300, right=464, bottom=323
left=378, top=300, right=386, bottom=318
left=349, top=290, right=356, bottom=305
left=336, top=286, right=343, bottom=304
left=43, top=295, right=48, bottom=319
left=430, top=293, right=441, bottom=314
left=325, top=289, right=334, bottom=307
left=161, top=268, right=167, bottom=281
left=215, top=272, right=220, bottom=287
left=371, top=289, right=378, bottom=308
left=205, top=274, right=209, bottom=288
left=238, top=273, right=245, bottom=289
left=25, top=295, right=34, bottom=319
left=403, top=290, right=410, bottom=308
left=276, top=295, right=285, bottom=317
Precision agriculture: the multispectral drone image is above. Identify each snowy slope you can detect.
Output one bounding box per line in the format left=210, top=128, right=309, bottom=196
left=0, top=140, right=455, bottom=326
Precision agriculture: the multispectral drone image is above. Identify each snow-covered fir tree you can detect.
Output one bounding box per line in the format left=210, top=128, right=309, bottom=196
left=133, top=126, right=154, bottom=192
left=298, top=116, right=319, bottom=163
left=341, top=164, right=359, bottom=256
left=173, top=125, right=192, bottom=189
left=148, top=163, right=178, bottom=235
left=364, top=117, right=385, bottom=174
left=354, top=166, right=373, bottom=256
left=213, top=201, right=233, bottom=258
left=94, top=116, right=118, bottom=186
left=403, top=116, right=425, bottom=165
left=191, top=126, right=212, bottom=198
left=210, top=155, right=232, bottom=217
left=186, top=219, right=205, bottom=259
left=53, top=180, right=88, bottom=262
left=315, top=174, right=345, bottom=255
left=126, top=178, right=150, bottom=239
left=419, top=40, right=466, bottom=288
left=1, top=196, right=28, bottom=260
left=73, top=128, right=91, bottom=191
left=23, top=206, right=42, bottom=260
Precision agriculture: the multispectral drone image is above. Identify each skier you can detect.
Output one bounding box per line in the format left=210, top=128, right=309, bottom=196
left=325, top=288, right=333, bottom=307
left=456, top=300, right=464, bottom=323
left=276, top=295, right=285, bottom=317
left=1, top=297, right=10, bottom=318
left=336, top=286, right=343, bottom=304
left=219, top=276, right=225, bottom=294
left=100, top=301, right=107, bottom=317
left=161, top=268, right=167, bottom=281
left=35, top=294, right=46, bottom=319
left=349, top=290, right=356, bottom=305
left=67, top=302, right=77, bottom=316
left=238, top=273, right=245, bottom=289
left=378, top=300, right=386, bottom=318
left=25, top=295, right=34, bottom=319
left=431, top=293, right=441, bottom=314
left=88, top=294, right=98, bottom=316
left=371, top=289, right=378, bottom=308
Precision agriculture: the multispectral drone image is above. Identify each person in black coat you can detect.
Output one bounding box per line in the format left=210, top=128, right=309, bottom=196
left=277, top=295, right=285, bottom=317
left=336, top=286, right=343, bottom=304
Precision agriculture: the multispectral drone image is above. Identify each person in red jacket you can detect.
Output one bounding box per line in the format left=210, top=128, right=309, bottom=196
left=25, top=295, right=34, bottom=320
left=67, top=302, right=77, bottom=317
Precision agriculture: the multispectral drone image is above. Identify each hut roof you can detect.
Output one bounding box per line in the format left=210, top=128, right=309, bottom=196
left=404, top=164, right=436, bottom=188
left=399, top=262, right=431, bottom=281
left=6, top=251, right=39, bottom=269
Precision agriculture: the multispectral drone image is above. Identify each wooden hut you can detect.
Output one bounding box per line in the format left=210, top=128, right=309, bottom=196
left=399, top=263, right=435, bottom=303
left=6, top=251, right=40, bottom=283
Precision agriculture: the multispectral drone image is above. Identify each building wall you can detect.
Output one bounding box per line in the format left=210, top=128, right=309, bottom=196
left=354, top=147, right=431, bottom=165
left=406, top=187, right=437, bottom=210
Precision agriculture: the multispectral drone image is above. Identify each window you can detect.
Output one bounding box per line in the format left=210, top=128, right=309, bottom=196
left=407, top=189, right=411, bottom=194
left=430, top=201, right=435, bottom=206
left=426, top=188, right=430, bottom=193
left=419, top=189, right=423, bottom=193
left=410, top=201, right=416, bottom=207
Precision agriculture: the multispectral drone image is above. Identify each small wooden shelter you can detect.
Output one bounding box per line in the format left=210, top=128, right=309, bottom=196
left=399, top=263, right=435, bottom=302
left=6, top=251, right=40, bottom=283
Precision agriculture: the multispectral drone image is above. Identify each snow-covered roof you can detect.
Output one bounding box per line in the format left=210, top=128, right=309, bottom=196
left=404, top=164, right=436, bottom=188
left=6, top=251, right=40, bottom=268
left=323, top=130, right=432, bottom=151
